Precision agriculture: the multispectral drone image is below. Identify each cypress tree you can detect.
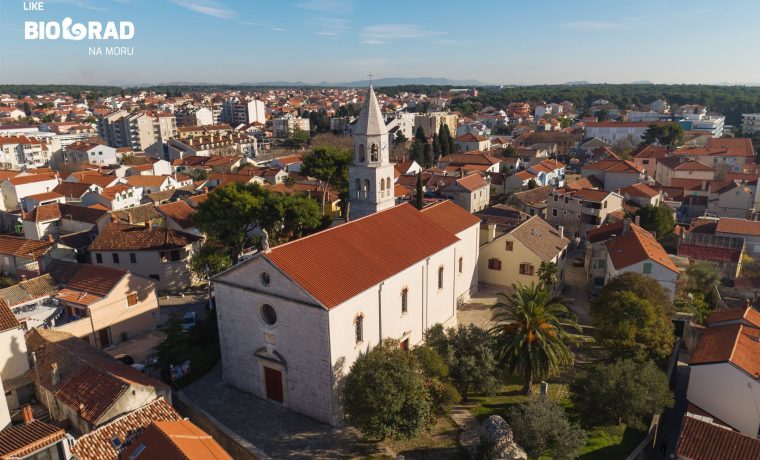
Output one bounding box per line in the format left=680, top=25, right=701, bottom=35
left=416, top=172, right=424, bottom=209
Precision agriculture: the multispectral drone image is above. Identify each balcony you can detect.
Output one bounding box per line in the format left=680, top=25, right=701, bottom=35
left=581, top=205, right=602, bottom=217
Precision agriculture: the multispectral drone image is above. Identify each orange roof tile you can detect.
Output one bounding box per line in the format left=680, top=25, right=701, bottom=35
left=0, top=420, right=66, bottom=459
left=120, top=420, right=233, bottom=460
left=263, top=204, right=460, bottom=308
left=676, top=414, right=760, bottom=460
left=420, top=200, right=481, bottom=234
left=0, top=235, right=52, bottom=258
left=716, top=218, right=760, bottom=237
left=691, top=322, right=760, bottom=377
left=606, top=224, right=679, bottom=273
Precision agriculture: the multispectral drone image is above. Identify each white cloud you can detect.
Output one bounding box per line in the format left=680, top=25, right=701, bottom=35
left=172, top=0, right=236, bottom=20
left=561, top=21, right=622, bottom=30
left=311, top=17, right=350, bottom=38
left=361, top=24, right=443, bottom=45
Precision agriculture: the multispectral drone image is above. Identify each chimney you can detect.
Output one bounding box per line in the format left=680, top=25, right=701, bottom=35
left=20, top=275, right=27, bottom=282
left=202, top=187, right=208, bottom=194
left=634, top=215, right=640, bottom=225
left=46, top=234, right=54, bottom=243
left=22, top=404, right=34, bottom=424
left=558, top=225, right=564, bottom=237
left=127, top=212, right=133, bottom=224
left=146, top=219, right=152, bottom=229
left=110, top=213, right=118, bottom=223
left=51, top=363, right=60, bottom=386
left=623, top=218, right=631, bottom=235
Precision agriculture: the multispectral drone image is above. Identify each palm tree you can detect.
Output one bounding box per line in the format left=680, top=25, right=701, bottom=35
left=537, top=261, right=558, bottom=289
left=491, top=282, right=579, bottom=395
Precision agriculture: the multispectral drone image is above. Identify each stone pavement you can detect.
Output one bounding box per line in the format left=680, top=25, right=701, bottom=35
left=457, top=284, right=506, bottom=328
left=561, top=251, right=592, bottom=325
left=450, top=402, right=481, bottom=458
left=181, top=364, right=382, bottom=459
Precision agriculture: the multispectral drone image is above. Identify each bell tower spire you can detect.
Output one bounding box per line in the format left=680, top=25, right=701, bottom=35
left=348, top=85, right=395, bottom=219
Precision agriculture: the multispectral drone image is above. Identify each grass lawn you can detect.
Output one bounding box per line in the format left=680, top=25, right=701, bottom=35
left=367, top=416, right=469, bottom=460
left=467, top=376, right=646, bottom=459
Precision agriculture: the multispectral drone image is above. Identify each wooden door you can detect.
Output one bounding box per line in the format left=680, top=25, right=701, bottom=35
left=98, top=328, right=111, bottom=348
left=264, top=367, right=283, bottom=403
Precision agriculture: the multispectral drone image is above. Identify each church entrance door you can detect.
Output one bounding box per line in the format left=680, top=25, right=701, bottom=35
left=264, top=367, right=283, bottom=403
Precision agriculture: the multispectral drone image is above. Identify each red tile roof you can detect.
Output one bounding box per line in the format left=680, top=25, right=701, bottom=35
left=690, top=319, right=760, bottom=377
left=420, top=200, right=481, bottom=234
left=90, top=222, right=201, bottom=251
left=706, top=137, right=754, bottom=158
left=716, top=218, right=760, bottom=237
left=120, top=420, right=233, bottom=460
left=0, top=301, right=20, bottom=332
left=619, top=182, right=660, bottom=198
left=7, top=173, right=58, bottom=186
left=676, top=414, right=760, bottom=460
left=72, top=398, right=181, bottom=460
left=157, top=200, right=195, bottom=229
left=65, top=264, right=127, bottom=297
left=263, top=204, right=460, bottom=308
left=0, top=235, right=52, bottom=258
left=0, top=420, right=66, bottom=459
left=606, top=223, right=679, bottom=273
left=706, top=306, right=760, bottom=326
left=454, top=172, right=489, bottom=191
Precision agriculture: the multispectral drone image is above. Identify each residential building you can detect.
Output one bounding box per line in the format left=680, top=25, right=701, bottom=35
left=175, top=106, right=214, bottom=126
left=213, top=202, right=480, bottom=425
left=584, top=121, right=667, bottom=144
left=348, top=86, right=396, bottom=220
left=0, top=173, right=60, bottom=212
left=619, top=182, right=662, bottom=208
left=21, top=203, right=106, bottom=241
left=507, top=185, right=553, bottom=218
left=677, top=232, right=745, bottom=280
left=581, top=159, right=644, bottom=191
left=167, top=132, right=256, bottom=161
left=121, top=420, right=233, bottom=460
left=631, top=144, right=668, bottom=176
left=97, top=110, right=177, bottom=151
left=526, top=159, right=566, bottom=187
left=414, top=112, right=457, bottom=138
left=687, top=307, right=760, bottom=438
left=0, top=302, right=30, bottom=413
left=25, top=328, right=170, bottom=435
left=513, top=131, right=581, bottom=154
left=272, top=117, right=310, bottom=138
left=547, top=188, right=624, bottom=238
left=438, top=152, right=501, bottom=173
left=741, top=113, right=760, bottom=134
left=89, top=219, right=202, bottom=291
left=71, top=397, right=181, bottom=460
left=0, top=411, right=71, bottom=460
left=587, top=220, right=679, bottom=299
left=65, top=140, right=119, bottom=166
left=454, top=134, right=491, bottom=152
left=0, top=136, right=49, bottom=170
left=707, top=181, right=756, bottom=219
left=81, top=184, right=144, bottom=211
left=440, top=173, right=490, bottom=212
left=479, top=215, right=569, bottom=292
left=655, top=156, right=715, bottom=187
left=676, top=412, right=760, bottom=460
left=715, top=218, right=760, bottom=257
left=0, top=235, right=53, bottom=277
left=221, top=98, right=266, bottom=126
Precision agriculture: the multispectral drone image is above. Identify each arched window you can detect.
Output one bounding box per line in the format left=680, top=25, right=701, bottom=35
left=437, top=266, right=444, bottom=289
left=458, top=257, right=463, bottom=273
left=370, top=144, right=379, bottom=162
left=401, top=288, right=408, bottom=314
left=358, top=144, right=365, bottom=163
left=386, top=177, right=391, bottom=191
left=380, top=179, right=385, bottom=191
left=354, top=314, right=364, bottom=344
left=363, top=179, right=370, bottom=199
left=355, top=179, right=361, bottom=199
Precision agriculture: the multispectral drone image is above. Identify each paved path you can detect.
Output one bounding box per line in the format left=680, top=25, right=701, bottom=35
left=561, top=251, right=592, bottom=325
left=182, top=365, right=382, bottom=459
left=450, top=402, right=480, bottom=458
left=655, top=354, right=691, bottom=459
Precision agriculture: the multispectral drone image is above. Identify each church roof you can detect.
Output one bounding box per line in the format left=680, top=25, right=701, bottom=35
left=353, top=86, right=388, bottom=136
left=264, top=203, right=459, bottom=308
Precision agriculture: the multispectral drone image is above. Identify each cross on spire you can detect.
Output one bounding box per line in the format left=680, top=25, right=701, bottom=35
left=367, top=72, right=373, bottom=85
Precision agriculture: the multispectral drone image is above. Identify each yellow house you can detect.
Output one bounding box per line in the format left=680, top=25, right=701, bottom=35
left=478, top=215, right=570, bottom=290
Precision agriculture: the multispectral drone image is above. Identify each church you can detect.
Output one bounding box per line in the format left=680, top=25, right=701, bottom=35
left=213, top=86, right=481, bottom=425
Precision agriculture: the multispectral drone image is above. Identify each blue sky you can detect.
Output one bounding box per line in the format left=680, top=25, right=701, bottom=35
left=1, top=0, right=759, bottom=85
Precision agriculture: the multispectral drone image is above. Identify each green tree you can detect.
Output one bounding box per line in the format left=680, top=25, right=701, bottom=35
left=421, top=142, right=433, bottom=168
left=570, top=359, right=673, bottom=429
left=415, top=172, right=424, bottom=210
left=527, top=179, right=537, bottom=189
left=537, top=261, right=558, bottom=288
left=591, top=274, right=674, bottom=361
left=506, top=399, right=587, bottom=460
left=491, top=283, right=578, bottom=394
left=432, top=136, right=441, bottom=161
left=502, top=145, right=517, bottom=157
left=22, top=102, right=31, bottom=116
left=284, top=126, right=310, bottom=148
left=635, top=205, right=675, bottom=239
left=156, top=313, right=191, bottom=381
left=415, top=126, right=427, bottom=143
left=426, top=324, right=499, bottom=399
left=412, top=345, right=460, bottom=415
left=674, top=292, right=712, bottom=324
left=301, top=146, right=351, bottom=213
left=684, top=261, right=720, bottom=295
left=642, top=122, right=684, bottom=148
left=341, top=339, right=432, bottom=440
left=189, top=241, right=232, bottom=281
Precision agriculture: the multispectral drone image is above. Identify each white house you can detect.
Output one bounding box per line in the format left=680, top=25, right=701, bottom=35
left=687, top=307, right=760, bottom=438
left=65, top=140, right=119, bottom=166
left=0, top=173, right=60, bottom=211
left=527, top=159, right=566, bottom=187
left=603, top=220, right=679, bottom=300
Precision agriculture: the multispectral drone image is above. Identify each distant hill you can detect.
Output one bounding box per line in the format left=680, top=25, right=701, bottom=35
left=243, top=77, right=487, bottom=87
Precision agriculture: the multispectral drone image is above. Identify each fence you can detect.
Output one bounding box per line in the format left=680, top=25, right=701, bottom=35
left=624, top=337, right=681, bottom=460
left=174, top=391, right=270, bottom=460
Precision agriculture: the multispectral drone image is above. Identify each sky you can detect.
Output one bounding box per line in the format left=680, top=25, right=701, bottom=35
left=1, top=0, right=759, bottom=86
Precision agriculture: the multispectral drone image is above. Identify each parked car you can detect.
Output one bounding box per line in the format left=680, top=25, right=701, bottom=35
left=181, top=311, right=198, bottom=331
left=114, top=353, right=135, bottom=366
left=572, top=257, right=584, bottom=267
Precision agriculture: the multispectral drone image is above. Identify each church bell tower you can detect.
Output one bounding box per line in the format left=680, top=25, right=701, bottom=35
left=348, top=86, right=395, bottom=219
